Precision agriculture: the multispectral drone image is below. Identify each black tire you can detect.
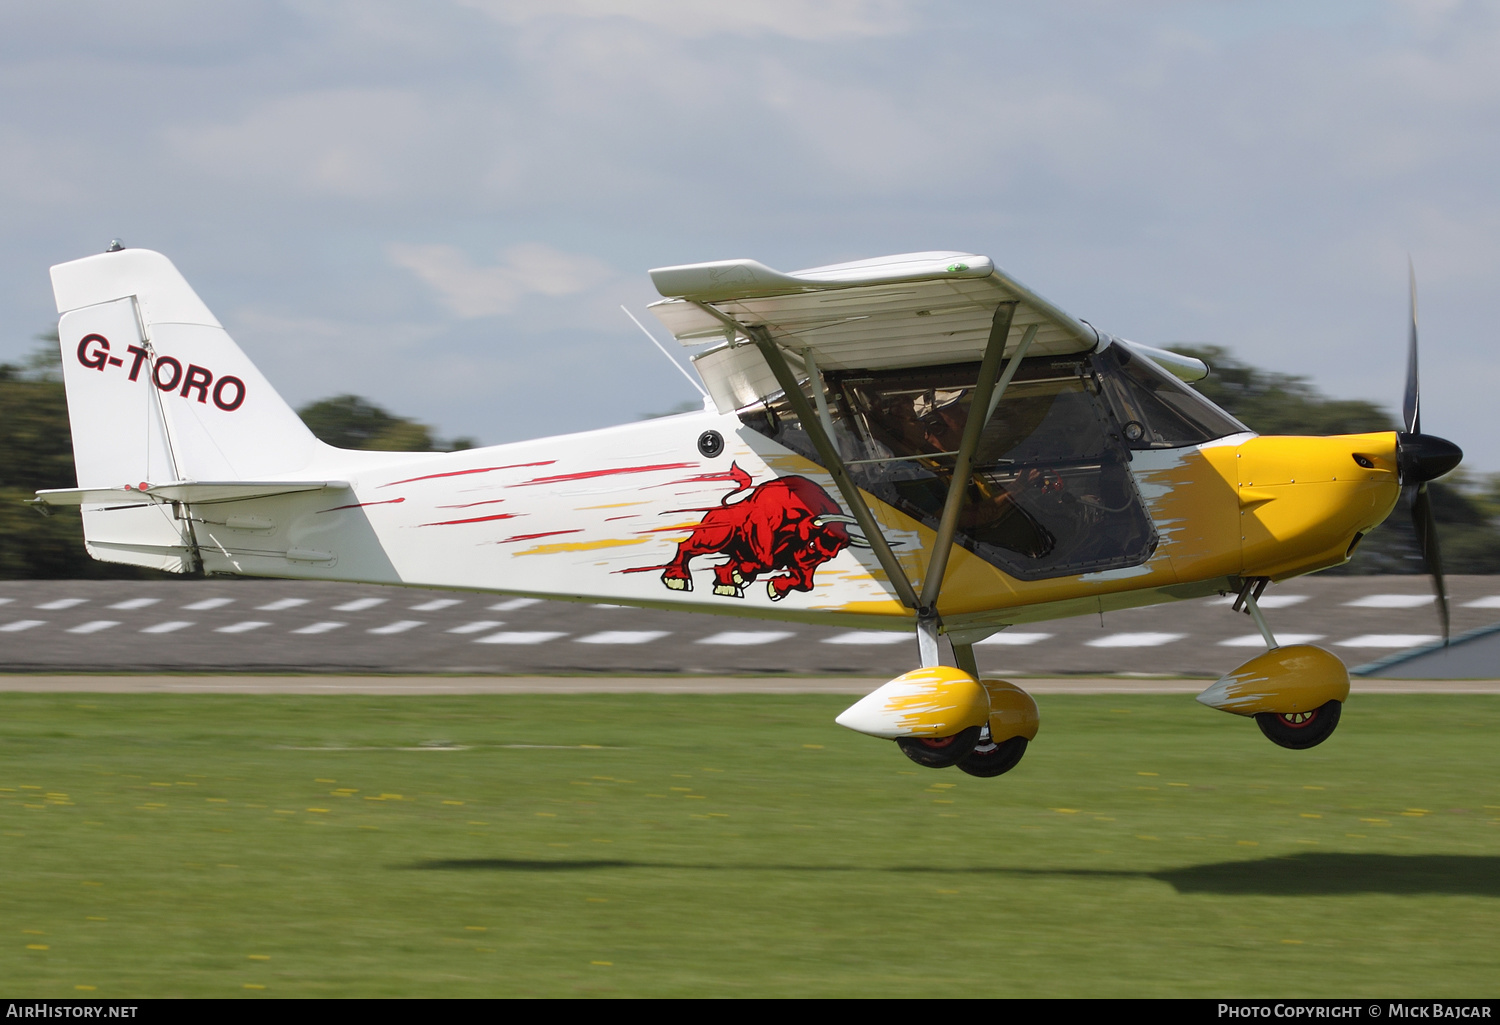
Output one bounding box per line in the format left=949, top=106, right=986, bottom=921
left=896, top=725, right=982, bottom=769
left=957, top=735, right=1029, bottom=778
left=1254, top=699, right=1342, bottom=750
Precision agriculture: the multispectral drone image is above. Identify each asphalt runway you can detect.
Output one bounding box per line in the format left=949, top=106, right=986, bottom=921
left=1, top=575, right=1496, bottom=679
left=1, top=675, right=1495, bottom=694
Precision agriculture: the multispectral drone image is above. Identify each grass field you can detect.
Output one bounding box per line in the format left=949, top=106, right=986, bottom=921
left=2, top=691, right=1498, bottom=998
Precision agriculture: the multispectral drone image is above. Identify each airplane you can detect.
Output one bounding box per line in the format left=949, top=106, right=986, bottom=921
left=33, top=245, right=1463, bottom=777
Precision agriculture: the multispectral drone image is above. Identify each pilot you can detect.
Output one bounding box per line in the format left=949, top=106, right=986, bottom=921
left=909, top=389, right=1058, bottom=559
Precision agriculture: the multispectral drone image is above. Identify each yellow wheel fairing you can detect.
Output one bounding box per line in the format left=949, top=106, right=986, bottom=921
left=980, top=679, right=1040, bottom=742
left=1196, top=644, right=1351, bottom=717
left=835, top=667, right=990, bottom=740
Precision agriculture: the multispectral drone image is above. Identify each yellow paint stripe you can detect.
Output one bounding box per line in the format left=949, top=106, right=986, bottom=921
left=515, top=538, right=652, bottom=556
left=576, top=501, right=650, bottom=510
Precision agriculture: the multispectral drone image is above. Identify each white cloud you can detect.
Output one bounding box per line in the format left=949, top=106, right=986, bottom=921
left=165, top=89, right=453, bottom=200
left=457, top=0, right=909, bottom=40
left=387, top=242, right=616, bottom=318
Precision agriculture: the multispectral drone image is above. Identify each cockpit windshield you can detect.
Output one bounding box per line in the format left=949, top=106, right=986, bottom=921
left=1096, top=343, right=1248, bottom=449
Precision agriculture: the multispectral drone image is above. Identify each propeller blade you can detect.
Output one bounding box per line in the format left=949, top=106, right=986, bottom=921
left=1403, top=260, right=1420, bottom=435
left=1409, top=482, right=1450, bottom=644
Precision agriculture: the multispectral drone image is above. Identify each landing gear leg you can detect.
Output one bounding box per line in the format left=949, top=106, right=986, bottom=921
left=952, top=640, right=979, bottom=679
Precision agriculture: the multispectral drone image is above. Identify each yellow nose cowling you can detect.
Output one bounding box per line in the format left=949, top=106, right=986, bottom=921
left=1234, top=433, right=1401, bottom=579
left=1196, top=644, right=1350, bottom=716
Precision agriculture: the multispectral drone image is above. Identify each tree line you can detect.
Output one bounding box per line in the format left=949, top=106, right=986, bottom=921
left=2, top=335, right=1496, bottom=578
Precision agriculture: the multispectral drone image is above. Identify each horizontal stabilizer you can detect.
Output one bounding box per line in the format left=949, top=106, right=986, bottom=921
left=34, top=480, right=345, bottom=507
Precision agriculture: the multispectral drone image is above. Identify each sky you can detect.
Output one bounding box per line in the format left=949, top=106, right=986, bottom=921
left=2, top=0, right=1496, bottom=468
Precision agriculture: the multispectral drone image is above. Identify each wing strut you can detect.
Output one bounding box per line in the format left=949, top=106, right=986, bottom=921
left=688, top=299, right=1043, bottom=662
left=918, top=305, right=1035, bottom=611
left=747, top=326, right=922, bottom=611
left=686, top=300, right=920, bottom=611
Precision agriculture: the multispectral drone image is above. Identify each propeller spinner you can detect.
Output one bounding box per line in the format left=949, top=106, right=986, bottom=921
left=1398, top=263, right=1463, bottom=643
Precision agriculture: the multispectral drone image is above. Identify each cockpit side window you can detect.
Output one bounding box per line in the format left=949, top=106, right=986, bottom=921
left=1097, top=343, right=1248, bottom=449
left=737, top=354, right=1158, bottom=582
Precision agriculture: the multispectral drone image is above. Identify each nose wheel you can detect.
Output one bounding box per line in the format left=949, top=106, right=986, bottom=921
left=1254, top=699, right=1342, bottom=750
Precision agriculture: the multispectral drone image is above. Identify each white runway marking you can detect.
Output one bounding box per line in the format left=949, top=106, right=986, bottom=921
left=489, top=598, right=541, bottom=612
left=823, top=631, right=908, bottom=645
left=977, top=632, right=1053, bottom=646
left=109, top=598, right=160, bottom=610
left=0, top=598, right=11, bottom=605
left=576, top=630, right=669, bottom=645
left=1209, top=594, right=1308, bottom=609
left=474, top=631, right=565, bottom=645
left=293, top=622, right=347, bottom=635
left=334, top=598, right=387, bottom=612
left=1462, top=596, right=1500, bottom=608
left=1086, top=632, right=1186, bottom=648
left=592, top=604, right=625, bottom=609
left=1344, top=594, right=1432, bottom=608
left=141, top=621, right=194, bottom=634
left=411, top=599, right=462, bottom=611
left=1219, top=633, right=1325, bottom=647
left=697, top=631, right=795, bottom=646
left=67, top=620, right=119, bottom=634
left=257, top=598, right=309, bottom=611
left=1336, top=634, right=1441, bottom=648
left=0, top=620, right=45, bottom=632
left=216, top=621, right=270, bottom=634
left=37, top=598, right=87, bottom=610
left=447, top=621, right=503, bottom=634
left=184, top=597, right=236, bottom=611
left=368, top=620, right=424, bottom=635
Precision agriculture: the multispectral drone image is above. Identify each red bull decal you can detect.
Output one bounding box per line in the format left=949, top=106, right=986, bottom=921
left=625, top=462, right=870, bottom=601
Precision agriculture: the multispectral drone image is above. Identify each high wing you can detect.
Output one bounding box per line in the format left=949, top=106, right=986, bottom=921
left=648, top=251, right=1101, bottom=413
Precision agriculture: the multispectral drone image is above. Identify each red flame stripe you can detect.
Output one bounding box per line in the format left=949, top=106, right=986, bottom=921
left=494, top=529, right=583, bottom=544
left=380, top=461, right=556, bottom=488
left=508, top=462, right=697, bottom=487
left=419, top=512, right=522, bottom=527
left=317, top=497, right=406, bottom=514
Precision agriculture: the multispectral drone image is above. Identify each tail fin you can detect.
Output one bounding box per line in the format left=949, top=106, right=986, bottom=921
left=51, top=248, right=321, bottom=570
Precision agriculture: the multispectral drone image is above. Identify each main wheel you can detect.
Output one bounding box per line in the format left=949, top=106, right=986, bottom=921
left=896, top=725, right=982, bottom=768
left=1254, top=699, right=1342, bottom=750
left=957, top=733, right=1029, bottom=778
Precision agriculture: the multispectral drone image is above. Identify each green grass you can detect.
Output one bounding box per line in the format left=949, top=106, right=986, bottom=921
left=2, top=692, right=1498, bottom=997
